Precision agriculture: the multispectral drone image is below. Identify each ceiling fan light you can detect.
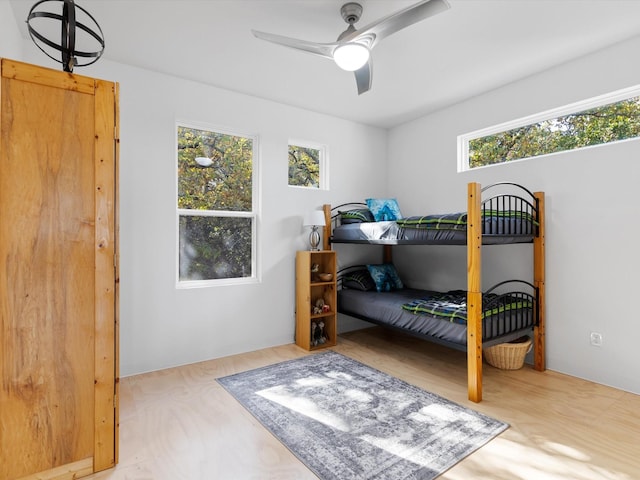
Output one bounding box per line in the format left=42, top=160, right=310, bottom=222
left=333, top=43, right=369, bottom=71
left=195, top=157, right=213, bottom=167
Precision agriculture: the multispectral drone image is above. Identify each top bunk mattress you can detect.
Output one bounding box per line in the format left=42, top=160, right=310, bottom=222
left=328, top=182, right=540, bottom=246
left=331, top=214, right=535, bottom=245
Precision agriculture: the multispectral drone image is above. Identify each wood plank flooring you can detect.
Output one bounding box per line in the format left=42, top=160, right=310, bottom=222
left=86, top=328, right=640, bottom=480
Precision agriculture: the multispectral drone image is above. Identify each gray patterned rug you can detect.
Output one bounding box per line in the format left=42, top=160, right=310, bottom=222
left=217, top=351, right=507, bottom=479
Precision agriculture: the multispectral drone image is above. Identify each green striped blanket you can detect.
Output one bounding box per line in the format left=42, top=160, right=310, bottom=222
left=402, top=290, right=532, bottom=325
left=395, top=210, right=537, bottom=230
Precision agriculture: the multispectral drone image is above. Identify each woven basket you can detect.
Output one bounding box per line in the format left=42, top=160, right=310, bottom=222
left=484, top=336, right=532, bottom=370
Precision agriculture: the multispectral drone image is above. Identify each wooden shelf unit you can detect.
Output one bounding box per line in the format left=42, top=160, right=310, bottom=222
left=295, top=250, right=337, bottom=350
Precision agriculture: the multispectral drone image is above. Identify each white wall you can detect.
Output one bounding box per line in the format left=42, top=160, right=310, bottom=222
left=388, top=36, right=640, bottom=395
left=89, top=61, right=386, bottom=376
left=0, top=0, right=22, bottom=59
left=5, top=26, right=387, bottom=377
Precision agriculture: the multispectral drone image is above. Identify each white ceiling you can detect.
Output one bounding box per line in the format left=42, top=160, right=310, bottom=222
left=10, top=0, right=640, bottom=128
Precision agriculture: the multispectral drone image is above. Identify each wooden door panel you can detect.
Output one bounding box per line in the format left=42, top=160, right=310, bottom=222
left=0, top=59, right=117, bottom=480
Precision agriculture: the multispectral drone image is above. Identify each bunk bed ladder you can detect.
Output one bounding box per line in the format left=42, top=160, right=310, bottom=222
left=533, top=191, right=546, bottom=371
left=322, top=205, right=332, bottom=251
left=467, top=182, right=483, bottom=403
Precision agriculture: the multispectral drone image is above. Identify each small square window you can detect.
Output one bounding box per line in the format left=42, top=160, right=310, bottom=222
left=288, top=141, right=328, bottom=189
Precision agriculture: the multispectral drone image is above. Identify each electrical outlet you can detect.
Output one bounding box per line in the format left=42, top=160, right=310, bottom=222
left=590, top=332, right=603, bottom=347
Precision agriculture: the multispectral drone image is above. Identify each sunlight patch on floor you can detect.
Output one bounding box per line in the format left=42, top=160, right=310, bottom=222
left=543, top=440, right=590, bottom=461
left=294, top=376, right=333, bottom=388
left=359, top=432, right=438, bottom=467
left=257, top=383, right=351, bottom=432
left=456, top=435, right=635, bottom=480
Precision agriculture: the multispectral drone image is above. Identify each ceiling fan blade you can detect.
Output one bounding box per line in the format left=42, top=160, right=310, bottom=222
left=345, top=0, right=450, bottom=48
left=354, top=60, right=372, bottom=95
left=252, top=30, right=336, bottom=60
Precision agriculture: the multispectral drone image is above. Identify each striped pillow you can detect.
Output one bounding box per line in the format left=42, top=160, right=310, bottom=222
left=339, top=209, right=374, bottom=224
left=342, top=269, right=376, bottom=291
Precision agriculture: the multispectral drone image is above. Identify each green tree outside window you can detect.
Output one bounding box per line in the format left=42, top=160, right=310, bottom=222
left=467, top=95, right=640, bottom=169
left=288, top=144, right=322, bottom=188
left=177, top=125, right=255, bottom=283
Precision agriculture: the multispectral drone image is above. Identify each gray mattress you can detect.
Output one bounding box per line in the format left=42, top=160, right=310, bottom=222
left=331, top=219, right=534, bottom=245
left=338, top=288, right=534, bottom=347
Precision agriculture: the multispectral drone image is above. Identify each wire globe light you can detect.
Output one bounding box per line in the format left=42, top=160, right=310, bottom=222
left=27, top=0, right=105, bottom=72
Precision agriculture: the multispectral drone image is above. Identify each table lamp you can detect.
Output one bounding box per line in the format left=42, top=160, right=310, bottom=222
left=303, top=210, right=326, bottom=251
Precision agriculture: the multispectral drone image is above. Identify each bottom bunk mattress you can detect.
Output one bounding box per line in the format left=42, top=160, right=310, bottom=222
left=338, top=288, right=534, bottom=348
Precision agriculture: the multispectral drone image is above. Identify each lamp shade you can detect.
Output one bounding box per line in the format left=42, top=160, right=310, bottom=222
left=303, top=210, right=326, bottom=227
left=333, top=43, right=370, bottom=71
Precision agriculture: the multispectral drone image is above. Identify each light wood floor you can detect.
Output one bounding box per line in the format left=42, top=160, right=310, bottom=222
left=87, top=328, right=640, bottom=480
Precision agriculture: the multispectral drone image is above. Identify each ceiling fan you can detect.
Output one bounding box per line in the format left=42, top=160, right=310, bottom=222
left=252, top=0, right=450, bottom=95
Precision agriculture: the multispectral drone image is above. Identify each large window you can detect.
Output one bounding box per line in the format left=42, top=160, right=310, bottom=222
left=458, top=85, right=640, bottom=171
left=176, top=123, right=257, bottom=286
left=288, top=140, right=328, bottom=189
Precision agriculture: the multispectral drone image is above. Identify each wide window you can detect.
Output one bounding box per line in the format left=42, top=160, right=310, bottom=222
left=176, top=123, right=257, bottom=286
left=288, top=141, right=328, bottom=189
left=458, top=85, right=640, bottom=171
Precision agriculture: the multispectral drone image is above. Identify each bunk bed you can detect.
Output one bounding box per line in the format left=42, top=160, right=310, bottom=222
left=321, top=182, right=546, bottom=403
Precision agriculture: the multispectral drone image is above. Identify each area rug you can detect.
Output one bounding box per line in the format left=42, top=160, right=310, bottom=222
left=217, top=351, right=507, bottom=479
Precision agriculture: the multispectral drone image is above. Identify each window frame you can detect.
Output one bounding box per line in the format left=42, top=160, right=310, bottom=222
left=287, top=139, right=329, bottom=190
left=458, top=84, right=640, bottom=172
left=175, top=120, right=260, bottom=289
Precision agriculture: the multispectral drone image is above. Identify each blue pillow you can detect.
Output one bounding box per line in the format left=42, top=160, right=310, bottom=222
left=366, top=264, right=404, bottom=292
left=366, top=198, right=402, bottom=222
